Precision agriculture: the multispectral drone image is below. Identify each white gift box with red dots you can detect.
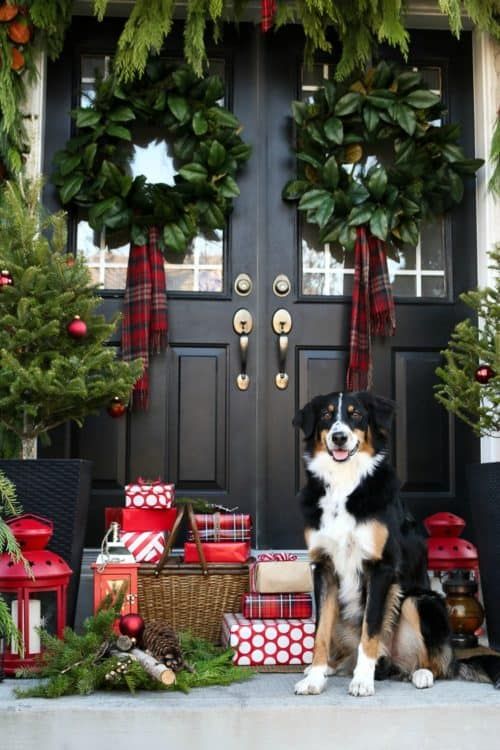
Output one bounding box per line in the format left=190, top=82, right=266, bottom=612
left=221, top=613, right=315, bottom=666
left=125, top=481, right=175, bottom=509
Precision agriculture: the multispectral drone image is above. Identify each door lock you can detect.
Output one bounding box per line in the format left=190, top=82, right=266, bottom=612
left=233, top=309, right=253, bottom=391
left=272, top=309, right=292, bottom=390
left=234, top=273, right=253, bottom=296
left=272, top=274, right=291, bottom=297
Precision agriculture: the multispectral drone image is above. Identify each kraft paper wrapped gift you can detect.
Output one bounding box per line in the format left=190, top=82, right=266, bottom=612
left=249, top=553, right=313, bottom=594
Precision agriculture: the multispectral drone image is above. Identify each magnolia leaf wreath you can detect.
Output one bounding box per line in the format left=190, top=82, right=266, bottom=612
left=282, top=61, right=483, bottom=254
left=52, top=58, right=251, bottom=253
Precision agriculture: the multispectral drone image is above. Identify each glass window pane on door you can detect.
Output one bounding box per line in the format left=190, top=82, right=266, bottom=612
left=299, top=63, right=447, bottom=299
left=76, top=56, right=225, bottom=293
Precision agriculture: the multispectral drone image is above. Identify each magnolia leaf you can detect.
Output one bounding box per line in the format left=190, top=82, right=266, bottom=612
left=163, top=223, right=187, bottom=253
left=344, top=144, right=363, bottom=163
left=297, top=152, right=323, bottom=168
left=59, top=154, right=82, bottom=177
left=324, top=117, right=344, bottom=145
left=219, top=176, right=240, bottom=198
left=395, top=71, right=421, bottom=93
left=367, top=167, right=388, bottom=200
left=399, top=220, right=419, bottom=246
left=369, top=207, right=389, bottom=240
left=292, top=101, right=308, bottom=125
left=363, top=107, right=379, bottom=133
left=393, top=104, right=416, bottom=136
left=192, top=111, right=208, bottom=135
left=349, top=181, right=370, bottom=205
left=322, top=156, right=339, bottom=189
left=106, top=124, right=132, bottom=141
left=335, top=92, right=361, bottom=116
left=405, top=89, right=440, bottom=109
left=314, top=196, right=335, bottom=229
left=282, top=179, right=309, bottom=200
left=448, top=171, right=464, bottom=203
left=168, top=95, right=189, bottom=121
left=348, top=204, right=374, bottom=226
left=75, top=109, right=101, bottom=128
left=204, top=204, right=226, bottom=229
left=208, top=141, right=226, bottom=169
left=179, top=163, right=209, bottom=184
left=108, top=106, right=136, bottom=122
left=298, top=189, right=332, bottom=211
left=60, top=174, right=84, bottom=204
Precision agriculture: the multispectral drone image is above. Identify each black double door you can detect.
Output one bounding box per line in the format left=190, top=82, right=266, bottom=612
left=44, top=19, right=478, bottom=548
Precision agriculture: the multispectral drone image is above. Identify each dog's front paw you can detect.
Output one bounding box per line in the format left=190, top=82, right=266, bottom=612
left=294, top=666, right=328, bottom=695
left=412, top=669, right=434, bottom=689
left=348, top=676, right=375, bottom=697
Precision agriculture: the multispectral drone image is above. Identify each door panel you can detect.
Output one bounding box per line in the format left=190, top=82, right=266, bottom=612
left=43, top=20, right=479, bottom=547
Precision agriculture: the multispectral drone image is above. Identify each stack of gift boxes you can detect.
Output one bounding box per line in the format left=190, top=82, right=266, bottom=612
left=183, top=513, right=252, bottom=563
left=105, top=479, right=176, bottom=563
left=222, top=553, right=316, bottom=667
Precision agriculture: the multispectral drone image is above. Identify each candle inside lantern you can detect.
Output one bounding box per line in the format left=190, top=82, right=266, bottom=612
left=10, top=599, right=41, bottom=654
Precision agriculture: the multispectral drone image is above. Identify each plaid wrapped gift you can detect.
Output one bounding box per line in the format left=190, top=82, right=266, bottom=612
left=222, top=613, right=315, bottom=666
left=187, top=513, right=252, bottom=542
left=241, top=593, right=313, bottom=619
left=125, top=478, right=175, bottom=509
left=121, top=530, right=166, bottom=563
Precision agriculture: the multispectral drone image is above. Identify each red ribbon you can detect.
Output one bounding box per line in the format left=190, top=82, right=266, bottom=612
left=256, top=552, right=298, bottom=562
left=261, top=0, right=276, bottom=32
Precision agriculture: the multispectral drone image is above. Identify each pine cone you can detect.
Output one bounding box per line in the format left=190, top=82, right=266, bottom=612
left=141, top=620, right=185, bottom=672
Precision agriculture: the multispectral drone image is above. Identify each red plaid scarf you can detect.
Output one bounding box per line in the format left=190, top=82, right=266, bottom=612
left=261, top=0, right=276, bottom=31
left=346, top=227, right=395, bottom=391
left=122, top=227, right=168, bottom=409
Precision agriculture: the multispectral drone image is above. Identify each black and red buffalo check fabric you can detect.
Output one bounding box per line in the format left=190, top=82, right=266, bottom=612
left=346, top=226, right=395, bottom=391
left=122, top=226, right=168, bottom=408
left=241, top=593, right=313, bottom=619
left=187, top=513, right=252, bottom=542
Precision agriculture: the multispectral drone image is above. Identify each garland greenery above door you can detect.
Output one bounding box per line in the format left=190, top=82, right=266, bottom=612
left=282, top=62, right=483, bottom=254
left=52, top=59, right=251, bottom=253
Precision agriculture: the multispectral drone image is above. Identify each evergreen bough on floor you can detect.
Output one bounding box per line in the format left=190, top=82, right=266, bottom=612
left=14, top=600, right=253, bottom=698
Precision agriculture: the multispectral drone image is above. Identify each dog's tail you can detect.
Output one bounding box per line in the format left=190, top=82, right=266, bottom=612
left=454, top=654, right=500, bottom=688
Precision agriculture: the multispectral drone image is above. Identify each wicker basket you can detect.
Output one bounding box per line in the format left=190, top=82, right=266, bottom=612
left=138, top=561, right=249, bottom=643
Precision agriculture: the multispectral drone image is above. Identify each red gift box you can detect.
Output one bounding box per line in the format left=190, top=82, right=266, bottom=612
left=105, top=507, right=177, bottom=533
left=187, top=513, right=252, bottom=542
left=183, top=541, right=251, bottom=564
left=125, top=479, right=175, bottom=509
left=121, top=531, right=166, bottom=563
left=241, top=593, right=313, bottom=619
left=221, top=613, right=315, bottom=666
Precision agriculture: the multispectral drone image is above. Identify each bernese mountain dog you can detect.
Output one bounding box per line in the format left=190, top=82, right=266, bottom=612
left=293, top=390, right=499, bottom=696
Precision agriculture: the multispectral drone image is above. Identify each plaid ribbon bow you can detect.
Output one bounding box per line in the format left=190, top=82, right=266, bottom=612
left=346, top=227, right=396, bottom=391
left=121, top=227, right=168, bottom=409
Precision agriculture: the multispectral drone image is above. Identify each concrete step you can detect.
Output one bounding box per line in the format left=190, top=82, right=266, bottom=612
left=1, top=673, right=500, bottom=750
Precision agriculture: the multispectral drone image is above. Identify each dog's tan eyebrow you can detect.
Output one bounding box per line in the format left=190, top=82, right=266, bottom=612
left=327, top=404, right=334, bottom=413
left=347, top=404, right=354, bottom=414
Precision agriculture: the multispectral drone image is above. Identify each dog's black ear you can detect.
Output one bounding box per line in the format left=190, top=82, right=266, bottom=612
left=356, top=391, right=396, bottom=436
left=293, top=400, right=317, bottom=440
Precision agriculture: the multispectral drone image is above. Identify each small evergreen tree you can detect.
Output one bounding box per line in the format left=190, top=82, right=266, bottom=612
left=0, top=179, right=143, bottom=458
left=435, top=245, right=500, bottom=437
left=0, top=470, right=23, bottom=652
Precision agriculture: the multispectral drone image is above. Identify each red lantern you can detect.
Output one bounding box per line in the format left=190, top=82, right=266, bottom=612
left=0, top=515, right=72, bottom=675
left=424, top=512, right=480, bottom=583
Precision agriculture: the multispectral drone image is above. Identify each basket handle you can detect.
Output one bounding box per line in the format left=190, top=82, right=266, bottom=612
left=154, top=503, right=208, bottom=576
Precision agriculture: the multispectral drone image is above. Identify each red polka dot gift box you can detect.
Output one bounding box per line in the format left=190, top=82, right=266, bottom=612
left=125, top=478, right=175, bottom=509
left=221, top=613, right=315, bottom=667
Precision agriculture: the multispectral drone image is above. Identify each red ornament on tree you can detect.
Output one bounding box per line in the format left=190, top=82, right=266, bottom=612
left=107, top=396, right=127, bottom=418
left=475, top=364, right=495, bottom=384
left=0, top=269, right=13, bottom=288
left=67, top=315, right=87, bottom=338
left=119, top=612, right=145, bottom=641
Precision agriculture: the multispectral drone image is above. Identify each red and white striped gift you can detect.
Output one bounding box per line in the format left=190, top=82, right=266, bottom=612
left=120, top=530, right=166, bottom=563
left=125, top=478, right=175, bottom=509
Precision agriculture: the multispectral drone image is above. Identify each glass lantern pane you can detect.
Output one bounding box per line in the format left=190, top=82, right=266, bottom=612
left=29, top=591, right=57, bottom=653
left=0, top=592, right=18, bottom=653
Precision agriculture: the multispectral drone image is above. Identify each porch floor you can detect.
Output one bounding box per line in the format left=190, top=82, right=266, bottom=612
left=2, top=673, right=500, bottom=750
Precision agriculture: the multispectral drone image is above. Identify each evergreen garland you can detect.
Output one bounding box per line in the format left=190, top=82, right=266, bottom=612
left=14, top=601, right=253, bottom=698
left=435, top=245, right=500, bottom=437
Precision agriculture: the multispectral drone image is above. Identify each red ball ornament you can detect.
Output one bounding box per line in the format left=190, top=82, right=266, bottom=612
left=119, top=613, right=145, bottom=641
left=107, top=396, right=127, bottom=418
left=475, top=364, right=495, bottom=385
left=67, top=315, right=87, bottom=338
left=0, top=269, right=13, bottom=288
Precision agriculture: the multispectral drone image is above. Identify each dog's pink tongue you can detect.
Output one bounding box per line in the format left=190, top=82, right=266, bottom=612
left=333, top=449, right=349, bottom=461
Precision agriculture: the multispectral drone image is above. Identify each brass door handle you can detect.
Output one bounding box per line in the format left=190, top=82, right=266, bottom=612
left=272, top=309, right=292, bottom=390
left=233, top=309, right=253, bottom=391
